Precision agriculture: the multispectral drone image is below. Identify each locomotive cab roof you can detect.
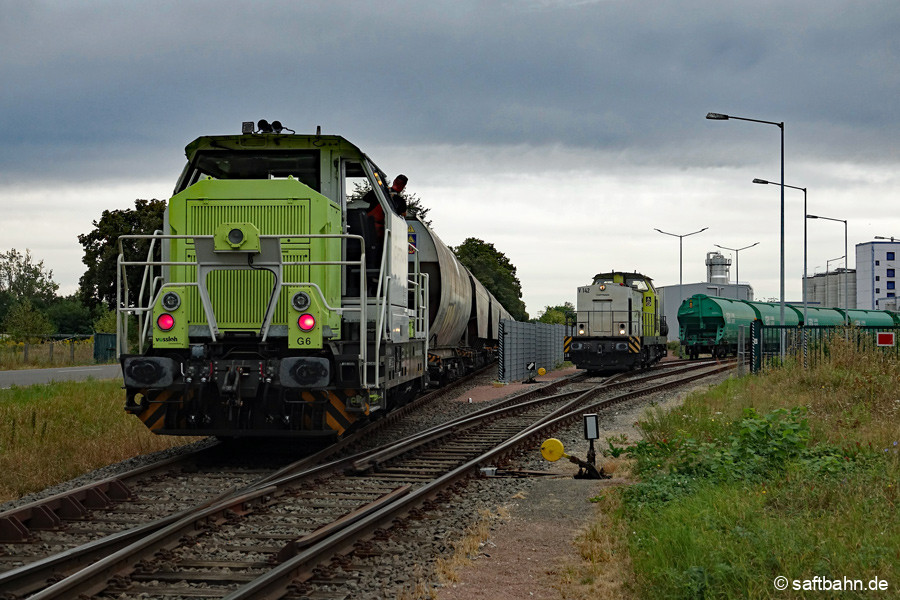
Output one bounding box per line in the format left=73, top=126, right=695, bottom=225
left=590, top=271, right=656, bottom=291
left=174, top=124, right=388, bottom=202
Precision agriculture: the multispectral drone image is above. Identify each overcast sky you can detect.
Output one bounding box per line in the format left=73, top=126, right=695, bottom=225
left=3, top=0, right=899, bottom=317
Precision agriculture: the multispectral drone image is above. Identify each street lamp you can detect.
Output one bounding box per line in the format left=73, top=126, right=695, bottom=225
left=826, top=255, right=845, bottom=274
left=807, top=214, right=849, bottom=324
left=654, top=227, right=708, bottom=312
left=714, top=242, right=759, bottom=299
left=707, top=112, right=786, bottom=331
left=753, top=178, right=807, bottom=325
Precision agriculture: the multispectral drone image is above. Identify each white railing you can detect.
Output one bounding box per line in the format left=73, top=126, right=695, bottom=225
left=576, top=309, right=654, bottom=337
left=116, top=232, right=376, bottom=387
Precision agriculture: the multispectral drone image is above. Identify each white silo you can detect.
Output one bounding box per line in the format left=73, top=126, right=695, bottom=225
left=706, top=251, right=731, bottom=284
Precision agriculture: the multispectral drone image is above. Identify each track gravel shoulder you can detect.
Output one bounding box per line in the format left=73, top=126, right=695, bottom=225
left=436, top=364, right=729, bottom=600
left=437, top=476, right=623, bottom=600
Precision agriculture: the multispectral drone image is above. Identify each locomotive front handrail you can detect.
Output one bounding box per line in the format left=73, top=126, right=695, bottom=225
left=117, top=231, right=374, bottom=387
left=574, top=309, right=650, bottom=337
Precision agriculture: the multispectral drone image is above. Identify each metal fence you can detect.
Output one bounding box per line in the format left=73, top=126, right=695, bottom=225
left=498, top=320, right=571, bottom=382
left=751, top=324, right=900, bottom=373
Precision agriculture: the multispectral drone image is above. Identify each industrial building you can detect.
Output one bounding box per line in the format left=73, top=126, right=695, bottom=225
left=658, top=251, right=753, bottom=341
left=803, top=269, right=856, bottom=310
left=855, top=240, right=900, bottom=310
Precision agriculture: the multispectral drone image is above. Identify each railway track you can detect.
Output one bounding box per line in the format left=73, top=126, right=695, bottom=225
left=0, top=367, right=497, bottom=595
left=0, top=359, right=733, bottom=599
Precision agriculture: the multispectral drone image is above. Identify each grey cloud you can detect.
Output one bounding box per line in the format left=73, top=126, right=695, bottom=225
left=2, top=0, right=900, bottom=183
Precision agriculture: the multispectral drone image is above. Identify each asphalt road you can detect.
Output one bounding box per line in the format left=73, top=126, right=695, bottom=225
left=0, top=365, right=122, bottom=389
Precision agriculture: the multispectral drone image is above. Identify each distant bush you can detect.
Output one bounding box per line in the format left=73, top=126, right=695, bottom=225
left=3, top=300, right=55, bottom=343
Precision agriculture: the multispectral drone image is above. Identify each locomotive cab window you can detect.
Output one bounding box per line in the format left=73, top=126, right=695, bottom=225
left=176, top=150, right=321, bottom=193
left=344, top=161, right=377, bottom=206
left=625, top=278, right=649, bottom=292
left=343, top=160, right=395, bottom=212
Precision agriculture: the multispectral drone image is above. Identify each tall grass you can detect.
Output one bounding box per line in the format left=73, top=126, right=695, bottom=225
left=642, top=333, right=900, bottom=448
left=0, top=337, right=102, bottom=370
left=0, top=379, right=199, bottom=502
left=574, top=336, right=900, bottom=599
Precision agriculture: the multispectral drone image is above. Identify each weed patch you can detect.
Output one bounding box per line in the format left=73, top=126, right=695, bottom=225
left=0, top=379, right=199, bottom=502
left=591, top=338, right=900, bottom=599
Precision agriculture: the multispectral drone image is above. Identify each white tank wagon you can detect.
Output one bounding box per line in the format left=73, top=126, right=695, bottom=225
left=407, top=219, right=512, bottom=384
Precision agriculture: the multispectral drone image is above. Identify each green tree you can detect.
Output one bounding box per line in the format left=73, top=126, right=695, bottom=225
left=0, top=248, right=59, bottom=310
left=45, top=294, right=96, bottom=335
left=0, top=290, right=12, bottom=329
left=3, top=299, right=55, bottom=342
left=347, top=181, right=431, bottom=226
left=453, top=238, right=528, bottom=321
left=537, top=302, right=574, bottom=324
left=402, top=190, right=431, bottom=226
left=78, top=199, right=166, bottom=310
left=93, top=306, right=118, bottom=334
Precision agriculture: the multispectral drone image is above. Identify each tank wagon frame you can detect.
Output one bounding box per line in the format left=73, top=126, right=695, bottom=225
left=567, top=271, right=668, bottom=372
left=678, top=294, right=900, bottom=358
left=116, top=121, right=510, bottom=439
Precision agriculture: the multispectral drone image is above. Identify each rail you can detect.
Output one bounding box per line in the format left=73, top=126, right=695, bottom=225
left=6, top=361, right=731, bottom=599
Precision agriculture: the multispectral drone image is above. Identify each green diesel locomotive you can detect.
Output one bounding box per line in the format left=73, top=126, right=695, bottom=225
left=117, top=121, right=507, bottom=438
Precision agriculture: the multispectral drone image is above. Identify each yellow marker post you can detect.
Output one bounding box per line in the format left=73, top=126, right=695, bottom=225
left=538, top=367, right=546, bottom=376
left=540, top=438, right=608, bottom=480
left=540, top=438, right=568, bottom=462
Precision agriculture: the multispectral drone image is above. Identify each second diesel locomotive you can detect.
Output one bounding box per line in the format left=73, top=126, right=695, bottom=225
left=116, top=121, right=510, bottom=439
left=567, top=271, right=668, bottom=372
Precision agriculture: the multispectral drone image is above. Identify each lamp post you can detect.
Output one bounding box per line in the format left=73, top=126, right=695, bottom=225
left=714, top=242, right=758, bottom=299
left=753, top=178, right=807, bottom=325
left=827, top=255, right=845, bottom=274
left=707, top=113, right=785, bottom=333
left=654, top=227, right=708, bottom=313
left=807, top=214, right=849, bottom=324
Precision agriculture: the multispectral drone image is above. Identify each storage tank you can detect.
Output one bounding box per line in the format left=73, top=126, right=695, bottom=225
left=706, top=251, right=731, bottom=285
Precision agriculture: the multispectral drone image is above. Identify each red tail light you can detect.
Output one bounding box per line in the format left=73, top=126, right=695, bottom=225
left=157, top=313, right=175, bottom=331
left=298, top=314, right=316, bottom=331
